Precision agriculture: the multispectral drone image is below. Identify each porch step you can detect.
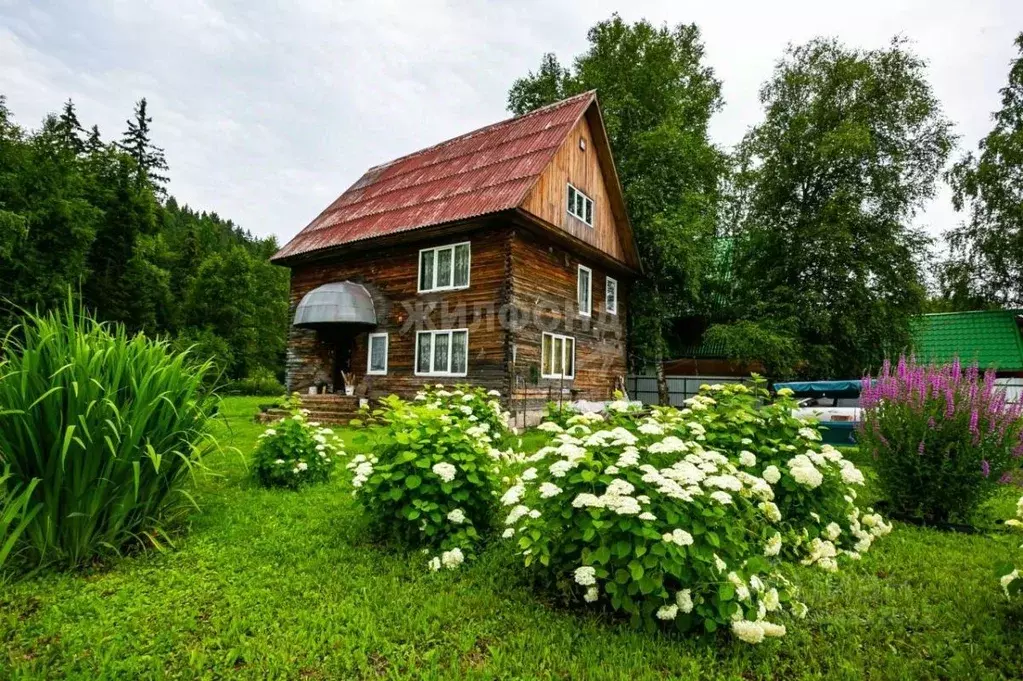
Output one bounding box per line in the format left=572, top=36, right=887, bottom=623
left=255, top=394, right=369, bottom=426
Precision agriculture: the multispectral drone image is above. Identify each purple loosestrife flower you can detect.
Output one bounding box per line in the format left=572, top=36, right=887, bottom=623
left=969, top=409, right=979, bottom=435
left=981, top=460, right=991, bottom=478
left=918, top=440, right=925, bottom=456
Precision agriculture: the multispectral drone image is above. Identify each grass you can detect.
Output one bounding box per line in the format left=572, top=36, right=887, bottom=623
left=1, top=397, right=1022, bottom=679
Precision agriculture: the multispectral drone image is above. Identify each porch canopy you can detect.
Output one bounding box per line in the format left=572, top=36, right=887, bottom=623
left=293, top=281, right=376, bottom=329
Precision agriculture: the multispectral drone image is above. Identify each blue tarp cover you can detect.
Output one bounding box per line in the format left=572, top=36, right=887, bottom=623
left=773, top=380, right=864, bottom=398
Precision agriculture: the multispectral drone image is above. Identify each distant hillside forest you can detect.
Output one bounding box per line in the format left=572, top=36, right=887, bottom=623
left=0, top=95, right=288, bottom=383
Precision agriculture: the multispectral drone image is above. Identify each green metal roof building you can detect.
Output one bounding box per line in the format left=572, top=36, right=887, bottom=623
left=910, top=310, right=1023, bottom=375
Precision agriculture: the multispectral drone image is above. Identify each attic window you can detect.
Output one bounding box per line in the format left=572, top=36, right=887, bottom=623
left=567, top=184, right=594, bottom=227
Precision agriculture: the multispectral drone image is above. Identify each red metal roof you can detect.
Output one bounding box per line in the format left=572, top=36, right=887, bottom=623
left=272, top=91, right=596, bottom=262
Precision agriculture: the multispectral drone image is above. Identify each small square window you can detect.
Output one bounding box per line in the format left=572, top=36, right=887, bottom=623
left=566, top=183, right=594, bottom=227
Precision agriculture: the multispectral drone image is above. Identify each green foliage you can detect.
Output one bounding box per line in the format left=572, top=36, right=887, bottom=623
left=225, top=367, right=286, bottom=396
left=412, top=384, right=510, bottom=441
left=858, top=357, right=1023, bottom=523
left=0, top=302, right=219, bottom=569
left=252, top=397, right=339, bottom=489
left=944, top=33, right=1023, bottom=308
left=0, top=96, right=288, bottom=382
left=723, top=37, right=954, bottom=378
left=348, top=393, right=506, bottom=567
left=508, top=15, right=727, bottom=369
left=0, top=467, right=39, bottom=575
left=702, top=321, right=800, bottom=378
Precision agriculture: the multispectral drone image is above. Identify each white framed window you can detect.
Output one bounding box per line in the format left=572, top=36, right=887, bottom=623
left=415, top=329, right=469, bottom=376
left=605, top=276, right=618, bottom=315
left=419, top=242, right=471, bottom=293
left=567, top=183, right=594, bottom=227
left=541, top=332, right=575, bottom=380
left=577, top=265, right=592, bottom=317
left=366, top=332, right=388, bottom=375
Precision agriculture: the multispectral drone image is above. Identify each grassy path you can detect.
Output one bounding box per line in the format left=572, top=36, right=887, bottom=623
left=2, top=397, right=1022, bottom=679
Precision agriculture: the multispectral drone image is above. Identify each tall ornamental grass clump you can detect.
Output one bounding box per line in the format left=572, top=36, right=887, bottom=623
left=0, top=304, right=218, bottom=568
left=347, top=387, right=510, bottom=570
left=0, top=467, right=39, bottom=574
left=859, top=355, right=1023, bottom=522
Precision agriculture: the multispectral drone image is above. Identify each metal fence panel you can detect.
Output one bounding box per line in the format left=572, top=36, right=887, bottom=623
left=626, top=375, right=750, bottom=406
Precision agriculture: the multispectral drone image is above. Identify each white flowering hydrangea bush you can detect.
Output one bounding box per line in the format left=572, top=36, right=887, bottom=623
left=998, top=496, right=1023, bottom=599
left=502, top=424, right=802, bottom=642
left=643, top=380, right=891, bottom=571
left=413, top=384, right=510, bottom=439
left=347, top=393, right=505, bottom=569
left=253, top=396, right=340, bottom=489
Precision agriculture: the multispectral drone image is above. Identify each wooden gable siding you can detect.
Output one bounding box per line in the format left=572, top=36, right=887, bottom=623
left=520, top=116, right=627, bottom=265
left=507, top=228, right=627, bottom=401
left=285, top=222, right=512, bottom=398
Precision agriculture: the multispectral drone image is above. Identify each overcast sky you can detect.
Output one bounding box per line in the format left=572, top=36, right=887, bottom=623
left=0, top=0, right=1019, bottom=246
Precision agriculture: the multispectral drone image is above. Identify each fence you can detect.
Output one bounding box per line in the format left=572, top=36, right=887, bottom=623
left=625, top=375, right=750, bottom=407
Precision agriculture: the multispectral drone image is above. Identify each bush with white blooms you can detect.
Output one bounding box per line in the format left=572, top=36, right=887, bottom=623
left=253, top=395, right=341, bottom=489
left=998, top=495, right=1023, bottom=599
left=503, top=379, right=893, bottom=643
left=347, top=387, right=509, bottom=569
left=648, top=379, right=892, bottom=570
left=502, top=419, right=802, bottom=642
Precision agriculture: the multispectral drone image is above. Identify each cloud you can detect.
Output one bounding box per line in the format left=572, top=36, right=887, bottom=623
left=1, top=0, right=1020, bottom=247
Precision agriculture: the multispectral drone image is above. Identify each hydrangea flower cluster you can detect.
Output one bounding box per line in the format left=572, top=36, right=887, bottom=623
left=649, top=380, right=889, bottom=568
left=346, top=388, right=509, bottom=571
left=999, top=495, right=1023, bottom=599
left=501, top=423, right=801, bottom=643
left=252, top=395, right=341, bottom=489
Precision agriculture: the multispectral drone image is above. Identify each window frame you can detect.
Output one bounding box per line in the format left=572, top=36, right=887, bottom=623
left=414, top=328, right=469, bottom=377
left=541, top=332, right=576, bottom=380
left=566, top=183, right=594, bottom=227
left=577, top=264, right=592, bottom=317
left=605, top=276, right=618, bottom=315
left=366, top=332, right=389, bottom=375
left=417, top=241, right=471, bottom=293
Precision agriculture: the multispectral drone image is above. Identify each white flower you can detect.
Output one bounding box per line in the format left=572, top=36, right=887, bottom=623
left=501, top=484, right=525, bottom=506
left=764, top=587, right=780, bottom=612
left=521, top=467, right=538, bottom=481
left=488, top=389, right=501, bottom=397
left=574, top=565, right=597, bottom=586
left=549, top=460, right=578, bottom=478
left=502, top=528, right=515, bottom=539
left=764, top=532, right=782, bottom=557
left=606, top=479, right=635, bottom=496
left=584, top=585, right=599, bottom=602
left=447, top=508, right=467, bottom=524
left=731, top=620, right=765, bottom=644
left=760, top=621, right=786, bottom=638
left=709, top=491, right=733, bottom=505
left=273, top=458, right=285, bottom=465
left=638, top=422, right=664, bottom=436
left=791, top=601, right=809, bottom=619
left=537, top=421, right=564, bottom=433
left=427, top=556, right=441, bottom=571
left=539, top=482, right=563, bottom=499
left=799, top=427, right=821, bottom=441
left=505, top=505, right=530, bottom=525
left=840, top=462, right=866, bottom=486
left=572, top=493, right=602, bottom=508
left=704, top=474, right=742, bottom=492
left=296, top=462, right=308, bottom=471
left=787, top=455, right=823, bottom=489
left=739, top=450, right=757, bottom=467
left=261, top=428, right=277, bottom=437
left=441, top=548, right=464, bottom=569
left=1001, top=569, right=1019, bottom=597
left=824, top=522, right=842, bottom=540
left=759, top=501, right=782, bottom=523
left=713, top=554, right=727, bottom=572
left=676, top=589, right=693, bottom=613
left=638, top=512, right=656, bottom=521
left=432, top=462, right=457, bottom=483
left=762, top=465, right=781, bottom=485
left=663, top=529, right=694, bottom=546
left=656, top=604, right=678, bottom=620
left=528, top=509, right=541, bottom=519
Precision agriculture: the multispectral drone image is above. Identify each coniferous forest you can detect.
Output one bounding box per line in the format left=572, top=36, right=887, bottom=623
left=0, top=96, right=289, bottom=384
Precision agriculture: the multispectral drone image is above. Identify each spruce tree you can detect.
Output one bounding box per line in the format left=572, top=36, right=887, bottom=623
left=56, top=98, right=85, bottom=154
left=118, top=98, right=169, bottom=196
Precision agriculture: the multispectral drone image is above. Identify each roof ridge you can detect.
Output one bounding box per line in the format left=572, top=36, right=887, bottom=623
left=917, top=309, right=1023, bottom=318
left=364, top=91, right=596, bottom=173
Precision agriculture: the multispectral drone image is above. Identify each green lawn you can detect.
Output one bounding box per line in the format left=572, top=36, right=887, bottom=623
left=2, top=397, right=1023, bottom=680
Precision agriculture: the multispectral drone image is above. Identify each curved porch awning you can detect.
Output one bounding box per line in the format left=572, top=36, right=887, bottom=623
left=293, top=281, right=377, bottom=328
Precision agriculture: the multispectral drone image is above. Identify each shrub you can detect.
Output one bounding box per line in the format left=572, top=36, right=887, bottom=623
left=653, top=381, right=890, bottom=570
left=225, top=367, right=286, bottom=396
left=502, top=421, right=803, bottom=642
left=0, top=303, right=218, bottom=568
left=859, top=356, right=1023, bottom=522
left=0, top=467, right=39, bottom=574
left=999, top=496, right=1023, bottom=599
left=253, top=396, right=340, bottom=489
left=348, top=392, right=505, bottom=568
left=414, top=384, right=510, bottom=439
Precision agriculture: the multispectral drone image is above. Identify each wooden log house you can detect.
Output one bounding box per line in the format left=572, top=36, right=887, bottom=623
left=271, top=91, right=642, bottom=413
